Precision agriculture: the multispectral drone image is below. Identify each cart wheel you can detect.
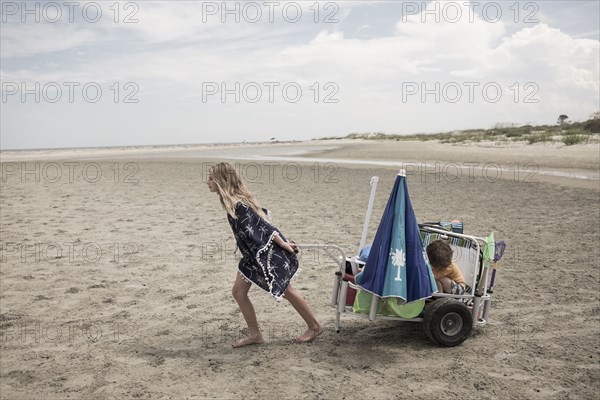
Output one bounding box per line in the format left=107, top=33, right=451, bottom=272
left=424, top=298, right=473, bottom=347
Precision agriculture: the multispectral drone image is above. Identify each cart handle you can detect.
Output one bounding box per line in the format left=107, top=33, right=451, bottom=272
left=296, top=243, right=347, bottom=270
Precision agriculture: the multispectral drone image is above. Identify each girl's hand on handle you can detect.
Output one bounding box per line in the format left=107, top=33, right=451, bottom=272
left=289, top=240, right=299, bottom=254
left=282, top=241, right=298, bottom=254
left=273, top=233, right=299, bottom=254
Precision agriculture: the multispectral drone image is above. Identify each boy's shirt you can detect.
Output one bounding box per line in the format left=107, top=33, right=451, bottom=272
left=432, top=261, right=465, bottom=284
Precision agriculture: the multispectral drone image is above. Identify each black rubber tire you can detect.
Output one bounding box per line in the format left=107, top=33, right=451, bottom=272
left=424, top=298, right=473, bottom=347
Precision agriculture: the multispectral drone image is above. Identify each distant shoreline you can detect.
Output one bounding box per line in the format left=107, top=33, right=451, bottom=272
left=0, top=140, right=284, bottom=153
left=1, top=139, right=597, bottom=190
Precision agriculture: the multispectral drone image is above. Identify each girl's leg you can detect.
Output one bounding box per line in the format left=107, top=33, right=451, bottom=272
left=282, top=284, right=323, bottom=343
left=231, top=272, right=264, bottom=348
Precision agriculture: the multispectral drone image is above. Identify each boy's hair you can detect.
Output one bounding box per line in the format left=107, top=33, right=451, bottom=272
left=426, top=240, right=453, bottom=270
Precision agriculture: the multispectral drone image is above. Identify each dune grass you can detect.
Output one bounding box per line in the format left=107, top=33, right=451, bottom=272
left=320, top=118, right=600, bottom=146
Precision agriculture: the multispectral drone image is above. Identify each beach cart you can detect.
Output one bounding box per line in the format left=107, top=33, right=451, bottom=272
left=300, top=171, right=504, bottom=347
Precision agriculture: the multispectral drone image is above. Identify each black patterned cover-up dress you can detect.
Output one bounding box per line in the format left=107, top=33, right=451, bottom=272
left=227, top=202, right=299, bottom=299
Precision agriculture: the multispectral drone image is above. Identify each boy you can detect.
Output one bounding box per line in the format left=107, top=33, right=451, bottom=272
left=426, top=239, right=469, bottom=295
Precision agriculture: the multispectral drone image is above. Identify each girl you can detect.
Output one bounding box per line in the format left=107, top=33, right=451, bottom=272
left=207, top=162, right=323, bottom=348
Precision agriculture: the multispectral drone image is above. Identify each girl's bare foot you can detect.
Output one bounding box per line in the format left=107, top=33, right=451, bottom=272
left=232, top=335, right=264, bottom=348
left=295, top=325, right=324, bottom=343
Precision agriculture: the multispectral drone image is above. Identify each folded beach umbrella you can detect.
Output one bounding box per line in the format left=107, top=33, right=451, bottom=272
left=355, top=170, right=437, bottom=303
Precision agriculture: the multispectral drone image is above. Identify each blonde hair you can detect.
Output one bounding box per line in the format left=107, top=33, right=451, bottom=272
left=209, top=162, right=268, bottom=220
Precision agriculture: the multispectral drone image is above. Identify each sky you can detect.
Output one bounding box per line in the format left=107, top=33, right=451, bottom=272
left=1, top=0, right=599, bottom=150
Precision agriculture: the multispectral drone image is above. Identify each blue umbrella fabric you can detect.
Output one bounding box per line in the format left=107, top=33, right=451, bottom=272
left=355, top=170, right=437, bottom=303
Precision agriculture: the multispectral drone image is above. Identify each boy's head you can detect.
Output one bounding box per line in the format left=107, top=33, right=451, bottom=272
left=426, top=240, right=453, bottom=270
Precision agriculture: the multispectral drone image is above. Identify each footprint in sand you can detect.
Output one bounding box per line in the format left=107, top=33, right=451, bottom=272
left=88, top=283, right=109, bottom=289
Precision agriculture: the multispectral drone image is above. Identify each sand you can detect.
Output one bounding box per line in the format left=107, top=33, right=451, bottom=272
left=1, top=140, right=598, bottom=399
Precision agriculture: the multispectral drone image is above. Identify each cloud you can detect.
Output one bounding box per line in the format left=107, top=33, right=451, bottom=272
left=0, top=22, right=98, bottom=58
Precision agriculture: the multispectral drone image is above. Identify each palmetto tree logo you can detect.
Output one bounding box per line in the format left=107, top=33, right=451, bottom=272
left=390, top=248, right=405, bottom=282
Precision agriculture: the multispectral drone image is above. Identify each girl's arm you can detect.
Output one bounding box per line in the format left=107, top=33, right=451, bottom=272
left=272, top=232, right=297, bottom=253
